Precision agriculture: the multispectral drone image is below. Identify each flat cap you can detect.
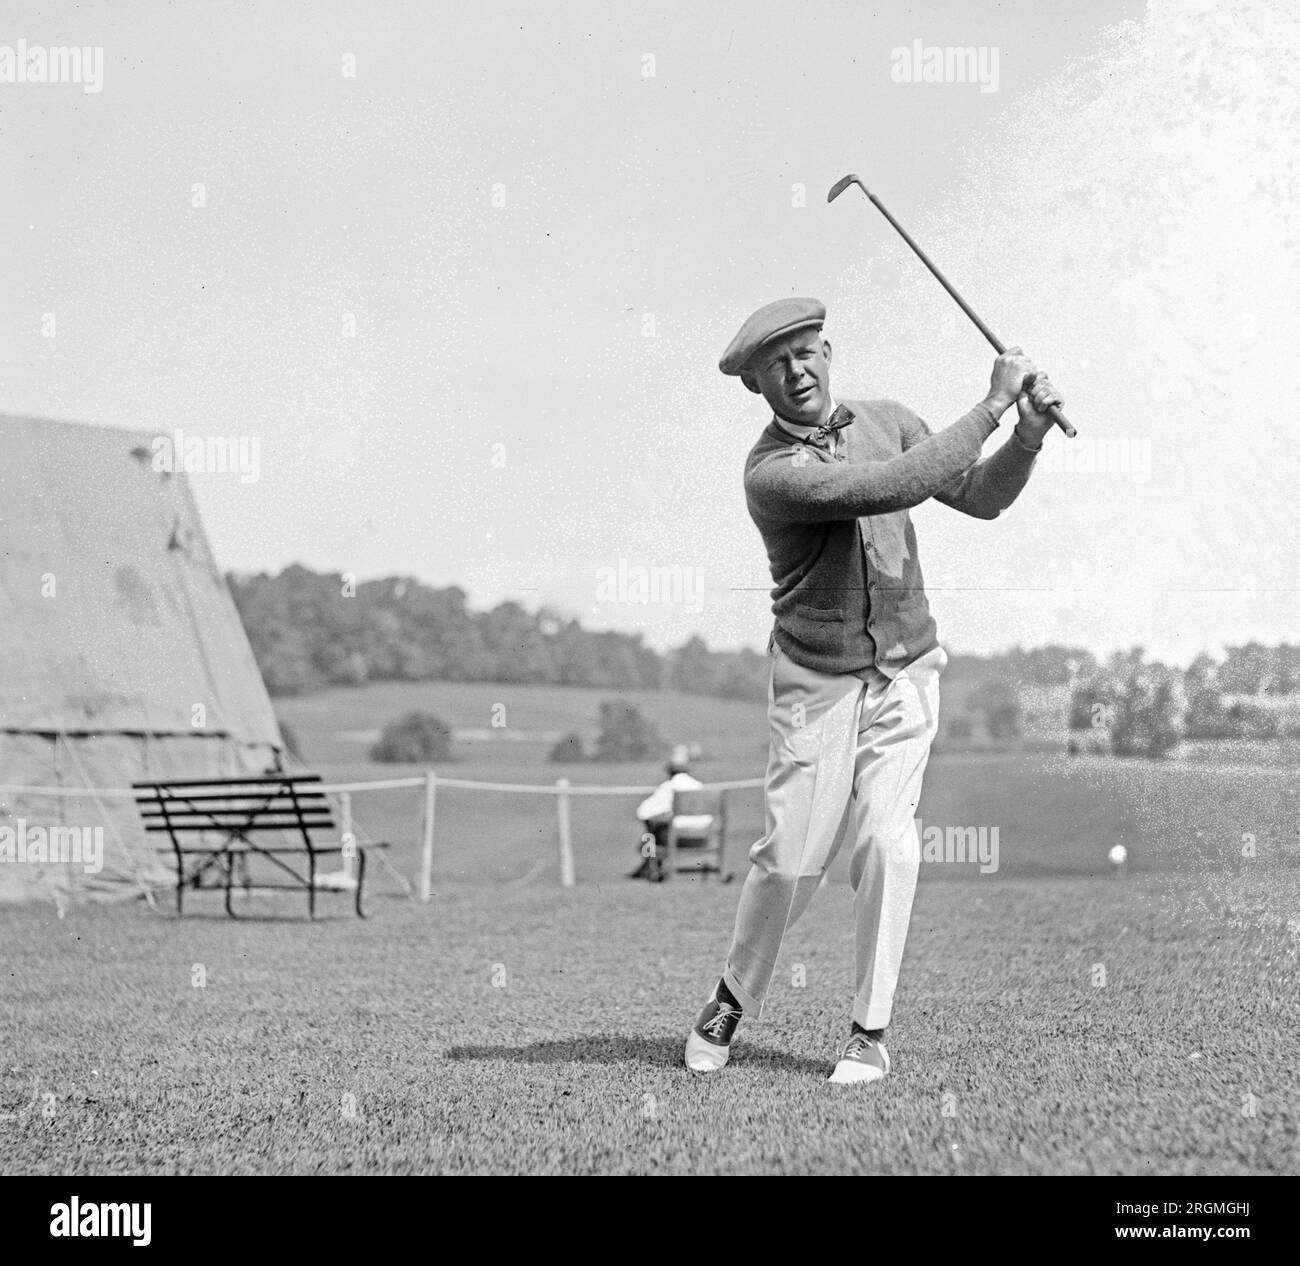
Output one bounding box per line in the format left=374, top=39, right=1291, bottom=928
left=719, top=297, right=826, bottom=376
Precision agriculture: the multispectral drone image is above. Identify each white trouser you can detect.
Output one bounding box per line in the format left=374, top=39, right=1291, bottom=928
left=722, top=641, right=946, bottom=1030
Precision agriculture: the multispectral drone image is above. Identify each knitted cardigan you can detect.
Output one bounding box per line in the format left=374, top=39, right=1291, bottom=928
left=743, top=398, right=1039, bottom=677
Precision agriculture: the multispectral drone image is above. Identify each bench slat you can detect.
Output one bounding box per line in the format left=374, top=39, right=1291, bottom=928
left=132, top=775, right=323, bottom=789
left=139, top=818, right=335, bottom=832
left=137, top=804, right=330, bottom=818
left=154, top=841, right=389, bottom=853
left=155, top=844, right=350, bottom=854
left=135, top=791, right=329, bottom=806
left=136, top=801, right=328, bottom=813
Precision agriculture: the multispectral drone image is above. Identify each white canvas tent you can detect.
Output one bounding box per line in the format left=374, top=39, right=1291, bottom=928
left=0, top=415, right=284, bottom=905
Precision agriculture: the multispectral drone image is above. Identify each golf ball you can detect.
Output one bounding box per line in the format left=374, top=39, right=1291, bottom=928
left=1108, top=844, right=1128, bottom=866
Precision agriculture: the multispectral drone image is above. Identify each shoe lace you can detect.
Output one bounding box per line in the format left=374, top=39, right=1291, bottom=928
left=700, top=1001, right=740, bottom=1039
left=845, top=1031, right=880, bottom=1058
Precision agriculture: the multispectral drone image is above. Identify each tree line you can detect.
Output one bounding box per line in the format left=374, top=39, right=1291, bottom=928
left=229, top=566, right=1298, bottom=716
left=1067, top=646, right=1300, bottom=758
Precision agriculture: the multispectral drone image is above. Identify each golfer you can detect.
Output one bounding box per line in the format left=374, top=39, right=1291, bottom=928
left=684, top=297, right=1061, bottom=1083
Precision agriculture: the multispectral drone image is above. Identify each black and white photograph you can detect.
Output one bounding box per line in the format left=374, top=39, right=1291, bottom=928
left=1, top=0, right=1295, bottom=1226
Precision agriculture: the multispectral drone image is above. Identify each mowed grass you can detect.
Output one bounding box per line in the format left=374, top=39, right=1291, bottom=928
left=274, top=678, right=774, bottom=769
left=274, top=678, right=1299, bottom=886
left=3, top=872, right=1297, bottom=1175
left=245, top=746, right=1300, bottom=890
left=3, top=679, right=1298, bottom=1174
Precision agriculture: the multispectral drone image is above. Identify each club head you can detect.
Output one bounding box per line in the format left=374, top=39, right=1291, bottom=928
left=827, top=174, right=870, bottom=203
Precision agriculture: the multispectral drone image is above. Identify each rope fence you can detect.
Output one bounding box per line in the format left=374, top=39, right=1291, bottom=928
left=0, top=772, right=765, bottom=897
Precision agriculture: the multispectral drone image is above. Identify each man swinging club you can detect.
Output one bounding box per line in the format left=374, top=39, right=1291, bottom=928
left=684, top=297, right=1062, bottom=1083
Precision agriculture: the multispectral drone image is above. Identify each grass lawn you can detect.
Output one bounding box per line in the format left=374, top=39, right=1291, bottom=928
left=3, top=865, right=1297, bottom=1175
left=4, top=680, right=1297, bottom=1175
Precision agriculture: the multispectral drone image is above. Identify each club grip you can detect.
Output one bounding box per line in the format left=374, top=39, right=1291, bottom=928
left=1048, top=404, right=1077, bottom=439
left=1021, top=372, right=1077, bottom=438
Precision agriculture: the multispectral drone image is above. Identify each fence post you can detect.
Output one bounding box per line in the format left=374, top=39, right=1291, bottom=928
left=339, top=790, right=356, bottom=880
left=419, top=771, right=437, bottom=902
left=556, top=777, right=575, bottom=888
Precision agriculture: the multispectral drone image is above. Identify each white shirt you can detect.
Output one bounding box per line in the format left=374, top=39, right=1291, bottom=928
left=636, top=771, right=711, bottom=829
left=772, top=396, right=842, bottom=457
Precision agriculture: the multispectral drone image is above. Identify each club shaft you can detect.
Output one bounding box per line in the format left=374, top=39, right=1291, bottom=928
left=868, top=192, right=1005, bottom=353
left=867, top=189, right=1077, bottom=438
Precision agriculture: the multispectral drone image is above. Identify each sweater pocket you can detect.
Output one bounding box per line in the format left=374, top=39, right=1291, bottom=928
left=791, top=602, right=847, bottom=652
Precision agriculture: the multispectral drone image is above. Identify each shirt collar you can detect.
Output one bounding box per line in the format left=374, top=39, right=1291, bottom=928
left=772, top=396, right=840, bottom=443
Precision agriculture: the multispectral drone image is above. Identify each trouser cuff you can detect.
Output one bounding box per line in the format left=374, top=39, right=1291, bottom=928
left=852, top=997, right=892, bottom=1032
left=722, top=964, right=763, bottom=1020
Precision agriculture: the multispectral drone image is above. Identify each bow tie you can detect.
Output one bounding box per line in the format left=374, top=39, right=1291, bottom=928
left=807, top=404, right=855, bottom=450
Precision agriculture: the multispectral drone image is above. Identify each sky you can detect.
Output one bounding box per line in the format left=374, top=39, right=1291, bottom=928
left=3, top=0, right=1297, bottom=668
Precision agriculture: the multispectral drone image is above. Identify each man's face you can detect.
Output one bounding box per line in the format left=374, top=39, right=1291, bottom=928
left=744, top=327, right=833, bottom=425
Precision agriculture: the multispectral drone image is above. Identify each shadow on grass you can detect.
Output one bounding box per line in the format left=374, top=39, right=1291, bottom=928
left=445, top=1034, right=826, bottom=1074
left=148, top=908, right=363, bottom=924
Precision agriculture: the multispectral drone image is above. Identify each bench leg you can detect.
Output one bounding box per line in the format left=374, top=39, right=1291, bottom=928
left=355, top=849, right=368, bottom=918
left=172, top=840, right=185, bottom=916
left=307, top=852, right=316, bottom=920
left=223, top=850, right=237, bottom=918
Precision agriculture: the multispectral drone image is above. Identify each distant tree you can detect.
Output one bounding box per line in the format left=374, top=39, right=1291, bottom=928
left=240, top=564, right=1278, bottom=717
left=228, top=570, right=321, bottom=693
left=1183, top=652, right=1232, bottom=739
left=712, top=648, right=768, bottom=701
left=1219, top=641, right=1279, bottom=696
left=257, top=630, right=319, bottom=694
left=1280, top=643, right=1300, bottom=694
left=1111, top=661, right=1183, bottom=758
left=666, top=636, right=766, bottom=701
left=1068, top=679, right=1115, bottom=732
left=667, top=635, right=717, bottom=695
left=479, top=600, right=562, bottom=684
left=593, top=700, right=663, bottom=762
left=1184, top=685, right=1232, bottom=739
left=1224, top=700, right=1280, bottom=741
left=1185, top=651, right=1217, bottom=688
left=368, top=711, right=453, bottom=763
left=1067, top=649, right=1182, bottom=757
left=548, top=730, right=589, bottom=763
left=1070, top=649, right=1142, bottom=736
left=1216, top=644, right=1300, bottom=691
left=557, top=630, right=662, bottom=690
left=316, top=644, right=369, bottom=685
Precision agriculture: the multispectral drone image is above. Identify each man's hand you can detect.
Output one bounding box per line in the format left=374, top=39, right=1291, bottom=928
left=1013, top=371, right=1064, bottom=449
left=983, top=346, right=1037, bottom=416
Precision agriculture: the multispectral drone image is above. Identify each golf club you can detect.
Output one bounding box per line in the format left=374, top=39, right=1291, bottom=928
left=828, top=174, right=1077, bottom=438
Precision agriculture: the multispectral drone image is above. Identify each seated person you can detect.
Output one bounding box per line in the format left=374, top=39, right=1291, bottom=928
left=630, top=747, right=709, bottom=881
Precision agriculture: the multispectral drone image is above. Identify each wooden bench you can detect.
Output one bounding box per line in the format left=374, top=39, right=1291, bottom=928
left=132, top=774, right=387, bottom=918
